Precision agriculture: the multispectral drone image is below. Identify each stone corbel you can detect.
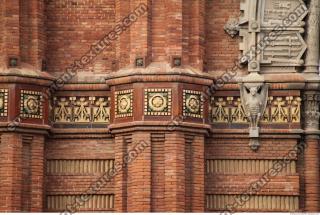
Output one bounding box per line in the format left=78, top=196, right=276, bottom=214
left=239, top=73, right=269, bottom=151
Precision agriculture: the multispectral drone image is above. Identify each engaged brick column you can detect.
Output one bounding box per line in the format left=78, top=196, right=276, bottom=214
left=127, top=132, right=152, bottom=211
left=191, top=135, right=205, bottom=211
left=164, top=132, right=186, bottom=212
left=30, top=135, right=45, bottom=211
left=0, top=133, right=23, bottom=212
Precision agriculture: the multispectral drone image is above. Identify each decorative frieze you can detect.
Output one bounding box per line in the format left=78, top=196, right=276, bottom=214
left=144, top=89, right=172, bottom=116
left=115, top=89, right=133, bottom=118
left=211, top=96, right=301, bottom=123
left=183, top=90, right=203, bottom=118
left=20, top=90, right=43, bottom=119
left=53, top=96, right=110, bottom=123
left=0, top=89, right=8, bottom=117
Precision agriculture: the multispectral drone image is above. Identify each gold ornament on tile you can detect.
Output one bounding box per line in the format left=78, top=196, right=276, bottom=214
left=211, top=96, right=301, bottom=124
left=0, top=89, right=8, bottom=117
left=20, top=90, right=43, bottom=119
left=144, top=89, right=172, bottom=116
left=74, top=97, right=91, bottom=122
left=93, top=97, right=111, bottom=123
left=115, top=90, right=133, bottom=118
left=53, top=96, right=110, bottom=123
left=54, top=97, right=72, bottom=122
left=183, top=90, right=203, bottom=118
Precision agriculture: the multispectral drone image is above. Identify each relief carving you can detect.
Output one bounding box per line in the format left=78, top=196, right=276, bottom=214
left=53, top=96, right=110, bottom=123
left=240, top=81, right=269, bottom=151
left=20, top=90, right=43, bottom=119
left=211, top=96, right=301, bottom=124
left=239, top=0, right=308, bottom=72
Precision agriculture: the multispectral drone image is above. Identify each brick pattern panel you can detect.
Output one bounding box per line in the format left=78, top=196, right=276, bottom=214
left=206, top=195, right=299, bottom=212
left=205, top=137, right=301, bottom=212
left=45, top=138, right=114, bottom=212
left=46, top=194, right=114, bottom=211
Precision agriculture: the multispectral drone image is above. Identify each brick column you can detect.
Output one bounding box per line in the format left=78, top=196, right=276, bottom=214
left=164, top=131, right=186, bottom=212
left=0, top=133, right=23, bottom=212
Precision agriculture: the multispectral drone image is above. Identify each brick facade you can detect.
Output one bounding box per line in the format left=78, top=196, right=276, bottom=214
left=0, top=0, right=319, bottom=213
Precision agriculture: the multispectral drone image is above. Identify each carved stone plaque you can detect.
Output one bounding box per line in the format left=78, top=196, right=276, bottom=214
left=239, top=0, right=308, bottom=72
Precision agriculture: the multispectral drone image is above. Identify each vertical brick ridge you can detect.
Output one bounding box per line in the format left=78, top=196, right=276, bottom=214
left=0, top=133, right=23, bottom=212
left=114, top=134, right=131, bottom=212
left=127, top=132, right=151, bottom=212
left=115, top=0, right=131, bottom=69
left=21, top=135, right=32, bottom=211
left=164, top=131, right=185, bottom=212
left=30, top=135, right=45, bottom=211
left=151, top=0, right=166, bottom=62
left=304, top=138, right=320, bottom=211
left=185, top=134, right=194, bottom=212
left=0, top=1, right=6, bottom=68
left=151, top=133, right=165, bottom=212
left=166, top=0, right=183, bottom=59
left=191, top=135, right=205, bottom=212
left=188, top=0, right=205, bottom=71
left=297, top=141, right=305, bottom=210
left=129, top=0, right=152, bottom=65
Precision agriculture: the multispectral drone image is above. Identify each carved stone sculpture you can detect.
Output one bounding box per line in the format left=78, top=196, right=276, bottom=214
left=224, top=18, right=239, bottom=38
left=239, top=73, right=269, bottom=151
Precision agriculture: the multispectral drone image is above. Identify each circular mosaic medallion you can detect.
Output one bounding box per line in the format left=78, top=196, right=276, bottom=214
left=186, top=95, right=200, bottom=114
left=118, top=95, right=131, bottom=113
left=24, top=96, right=39, bottom=114
left=149, top=93, right=167, bottom=112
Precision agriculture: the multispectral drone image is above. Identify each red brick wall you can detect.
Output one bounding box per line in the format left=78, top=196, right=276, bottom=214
left=0, top=133, right=23, bottom=212
left=45, top=0, right=116, bottom=73
left=0, top=133, right=45, bottom=212
left=205, top=0, right=240, bottom=72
